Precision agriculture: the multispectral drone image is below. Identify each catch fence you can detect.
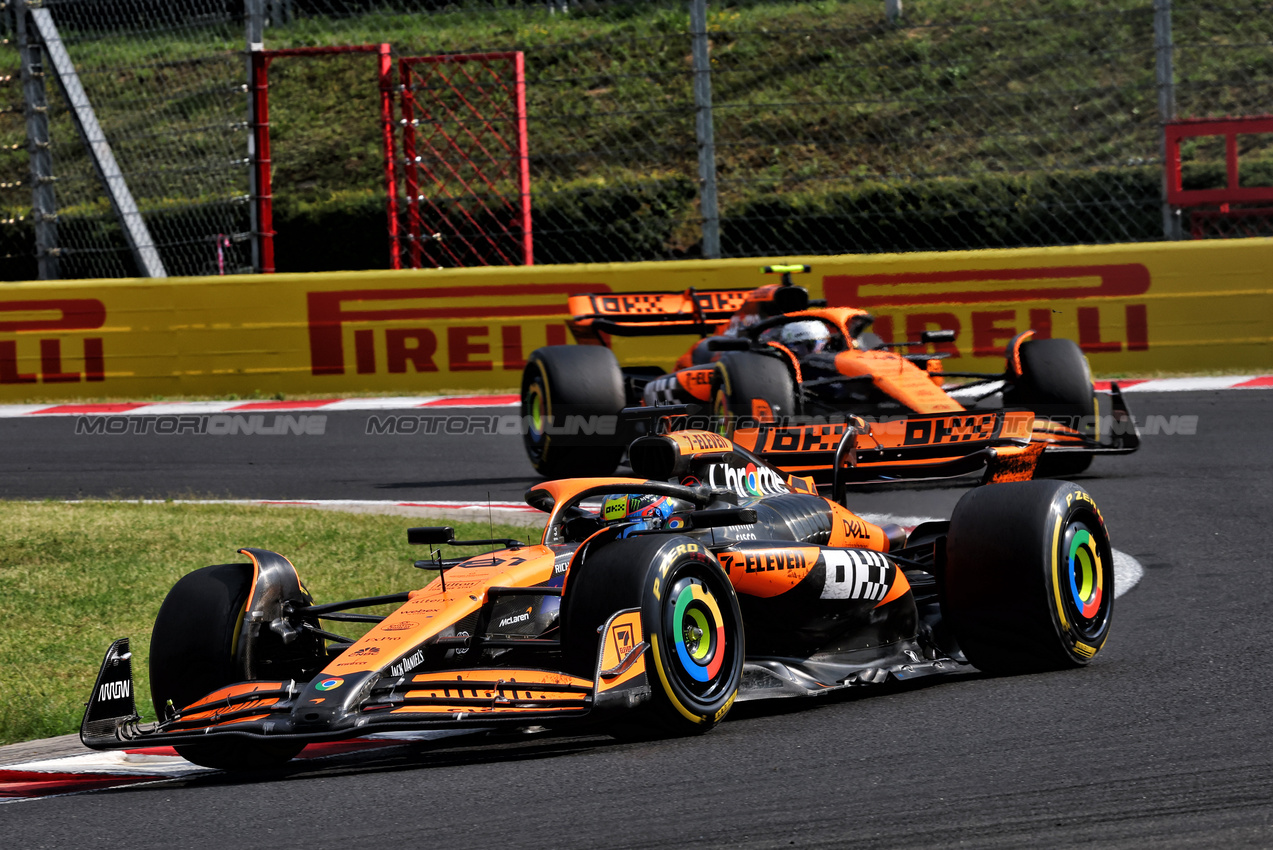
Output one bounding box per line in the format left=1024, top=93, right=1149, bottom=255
left=1, top=0, right=1271, bottom=279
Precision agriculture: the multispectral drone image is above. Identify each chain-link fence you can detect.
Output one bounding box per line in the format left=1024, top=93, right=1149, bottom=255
left=0, top=0, right=252, bottom=279
left=3, top=0, right=1272, bottom=280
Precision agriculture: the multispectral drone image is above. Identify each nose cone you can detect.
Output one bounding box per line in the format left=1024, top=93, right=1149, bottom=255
left=291, top=671, right=378, bottom=731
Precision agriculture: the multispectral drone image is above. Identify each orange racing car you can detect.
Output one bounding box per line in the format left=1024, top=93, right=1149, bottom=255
left=83, top=411, right=1115, bottom=770
left=520, top=265, right=1138, bottom=481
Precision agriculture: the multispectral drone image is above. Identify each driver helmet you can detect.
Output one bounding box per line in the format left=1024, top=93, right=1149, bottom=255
left=778, top=319, right=832, bottom=357
left=600, top=493, right=682, bottom=534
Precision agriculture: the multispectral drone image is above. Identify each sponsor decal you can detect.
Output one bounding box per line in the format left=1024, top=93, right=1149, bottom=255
left=315, top=677, right=344, bottom=691
left=306, top=284, right=601, bottom=376
left=390, top=648, right=426, bottom=678
left=611, top=622, right=636, bottom=661
left=674, top=430, right=732, bottom=453
left=98, top=680, right=130, bottom=701
left=718, top=550, right=809, bottom=574
left=496, top=607, right=534, bottom=629
left=603, top=496, right=630, bottom=522
left=823, top=265, right=1152, bottom=356
left=761, top=423, right=845, bottom=454
left=350, top=646, right=381, bottom=657
left=383, top=621, right=417, bottom=631
left=1, top=298, right=107, bottom=385
left=705, top=461, right=789, bottom=498
left=453, top=630, right=470, bottom=655
left=591, top=290, right=746, bottom=317
left=902, top=413, right=999, bottom=446
left=666, top=516, right=687, bottom=530
left=841, top=518, right=872, bottom=541
left=821, top=550, right=893, bottom=602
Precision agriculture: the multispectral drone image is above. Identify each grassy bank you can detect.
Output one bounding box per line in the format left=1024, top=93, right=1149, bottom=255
left=0, top=501, right=534, bottom=745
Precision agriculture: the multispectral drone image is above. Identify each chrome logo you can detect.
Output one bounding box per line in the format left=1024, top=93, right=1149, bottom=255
left=1067, top=529, right=1103, bottom=619
left=315, top=677, right=344, bottom=692
left=743, top=463, right=761, bottom=497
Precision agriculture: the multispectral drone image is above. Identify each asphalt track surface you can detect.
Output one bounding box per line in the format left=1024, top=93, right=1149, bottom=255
left=4, top=389, right=1273, bottom=848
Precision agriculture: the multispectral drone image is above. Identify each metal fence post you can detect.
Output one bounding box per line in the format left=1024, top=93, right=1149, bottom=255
left=246, top=0, right=266, bottom=273
left=1154, top=0, right=1182, bottom=240
left=15, top=0, right=59, bottom=279
left=690, top=0, right=720, bottom=259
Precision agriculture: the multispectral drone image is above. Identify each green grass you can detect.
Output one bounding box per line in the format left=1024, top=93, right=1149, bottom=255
left=0, top=501, right=537, bottom=746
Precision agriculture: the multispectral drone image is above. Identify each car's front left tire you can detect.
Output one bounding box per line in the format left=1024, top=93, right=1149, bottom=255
left=562, top=534, right=744, bottom=736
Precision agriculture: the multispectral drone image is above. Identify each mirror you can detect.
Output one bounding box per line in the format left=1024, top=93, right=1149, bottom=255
left=706, top=337, right=751, bottom=352
left=920, top=329, right=956, bottom=344
left=407, top=526, right=455, bottom=545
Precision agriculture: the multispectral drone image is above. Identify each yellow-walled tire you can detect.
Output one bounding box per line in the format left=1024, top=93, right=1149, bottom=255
left=563, top=534, right=743, bottom=735
left=521, top=345, right=626, bottom=478
left=942, top=480, right=1115, bottom=674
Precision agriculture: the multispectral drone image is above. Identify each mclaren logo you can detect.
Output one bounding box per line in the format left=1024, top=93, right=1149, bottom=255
left=497, top=607, right=534, bottom=629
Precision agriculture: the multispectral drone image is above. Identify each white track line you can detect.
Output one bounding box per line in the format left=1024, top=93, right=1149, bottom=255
left=0, top=376, right=1269, bottom=418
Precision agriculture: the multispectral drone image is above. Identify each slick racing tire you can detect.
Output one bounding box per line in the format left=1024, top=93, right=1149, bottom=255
left=712, top=351, right=797, bottom=436
left=562, top=534, right=744, bottom=737
left=521, top=345, right=626, bottom=478
left=942, top=480, right=1114, bottom=674
left=150, top=563, right=320, bottom=770
left=1004, top=337, right=1096, bottom=477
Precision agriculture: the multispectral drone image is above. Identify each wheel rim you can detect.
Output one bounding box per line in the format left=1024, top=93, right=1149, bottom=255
left=521, top=375, right=548, bottom=465
left=663, top=574, right=733, bottom=699
left=712, top=388, right=733, bottom=437
left=1061, top=520, right=1111, bottom=640
left=527, top=384, right=545, bottom=442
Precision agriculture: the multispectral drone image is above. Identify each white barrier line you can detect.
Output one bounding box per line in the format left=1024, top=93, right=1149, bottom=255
left=0, top=376, right=1268, bottom=418
left=859, top=512, right=1143, bottom=599
left=107, top=498, right=542, bottom=514
left=2, top=394, right=520, bottom=418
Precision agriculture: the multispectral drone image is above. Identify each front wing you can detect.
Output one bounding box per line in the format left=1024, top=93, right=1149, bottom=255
left=81, top=609, right=651, bottom=751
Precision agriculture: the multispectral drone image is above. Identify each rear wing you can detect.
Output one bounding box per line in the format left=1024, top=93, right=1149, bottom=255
left=566, top=278, right=809, bottom=343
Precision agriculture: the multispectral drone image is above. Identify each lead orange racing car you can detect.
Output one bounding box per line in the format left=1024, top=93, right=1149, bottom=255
left=83, top=409, right=1116, bottom=770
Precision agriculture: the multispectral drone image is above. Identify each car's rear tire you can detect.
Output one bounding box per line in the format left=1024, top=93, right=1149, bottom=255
left=1004, top=338, right=1096, bottom=477
left=150, top=563, right=317, bottom=770
left=522, top=345, right=626, bottom=478
left=562, top=534, right=744, bottom=737
left=712, top=351, right=797, bottom=436
left=942, top=480, right=1115, bottom=674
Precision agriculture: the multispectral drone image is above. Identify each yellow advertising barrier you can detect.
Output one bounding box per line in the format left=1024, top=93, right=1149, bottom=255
left=1, top=239, right=1270, bottom=401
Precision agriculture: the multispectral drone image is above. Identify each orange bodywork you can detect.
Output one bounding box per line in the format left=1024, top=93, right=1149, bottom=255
left=321, top=545, right=560, bottom=678
left=392, top=669, right=591, bottom=715
left=833, top=350, right=962, bottom=414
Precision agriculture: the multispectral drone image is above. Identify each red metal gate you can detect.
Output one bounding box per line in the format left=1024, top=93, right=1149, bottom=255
left=399, top=52, right=532, bottom=268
